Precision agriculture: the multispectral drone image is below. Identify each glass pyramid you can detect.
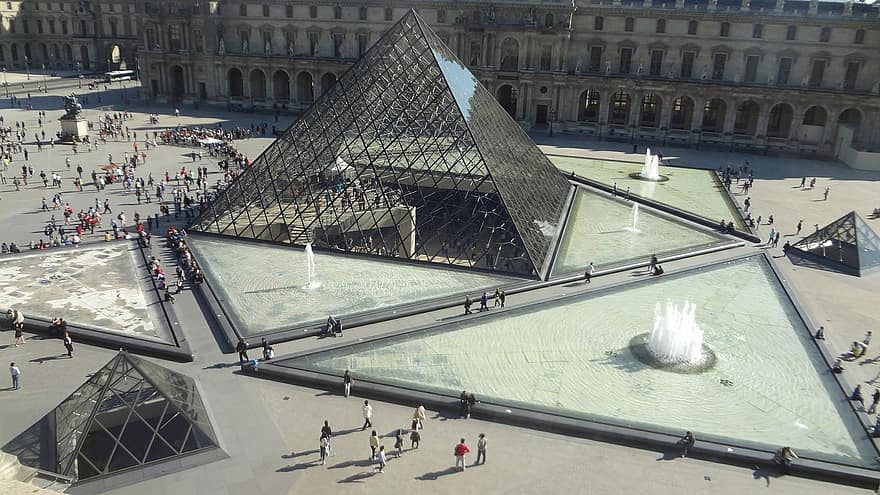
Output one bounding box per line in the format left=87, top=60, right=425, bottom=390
left=792, top=211, right=880, bottom=275
left=2, top=353, right=218, bottom=482
left=189, top=10, right=571, bottom=278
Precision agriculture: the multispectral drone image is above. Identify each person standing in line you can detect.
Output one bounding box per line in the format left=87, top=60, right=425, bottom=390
left=9, top=362, right=21, bottom=390
left=584, top=262, right=595, bottom=284
left=375, top=445, right=386, bottom=473
left=869, top=389, right=880, bottom=415
left=62, top=332, right=73, bottom=358
left=476, top=433, right=487, bottom=465
left=343, top=369, right=353, bottom=397
left=236, top=339, right=249, bottom=364
left=368, top=430, right=379, bottom=460
left=319, top=434, right=329, bottom=465
left=410, top=428, right=421, bottom=449
left=454, top=438, right=470, bottom=471
left=362, top=400, right=373, bottom=430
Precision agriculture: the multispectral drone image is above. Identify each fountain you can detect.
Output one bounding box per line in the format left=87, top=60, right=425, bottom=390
left=303, top=243, right=320, bottom=289
left=639, top=148, right=662, bottom=181
left=626, top=203, right=640, bottom=233
left=630, top=300, right=715, bottom=373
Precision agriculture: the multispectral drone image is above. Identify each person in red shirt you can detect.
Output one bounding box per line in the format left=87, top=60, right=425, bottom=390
left=454, top=438, right=470, bottom=471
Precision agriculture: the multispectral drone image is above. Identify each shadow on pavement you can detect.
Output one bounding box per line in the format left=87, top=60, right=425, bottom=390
left=415, top=466, right=459, bottom=480
left=337, top=471, right=375, bottom=483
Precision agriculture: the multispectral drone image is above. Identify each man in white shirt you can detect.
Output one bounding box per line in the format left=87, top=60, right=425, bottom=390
left=362, top=400, right=373, bottom=430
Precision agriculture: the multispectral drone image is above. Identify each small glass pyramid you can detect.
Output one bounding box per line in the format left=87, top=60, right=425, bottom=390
left=189, top=10, right=571, bottom=278
left=2, top=352, right=218, bottom=482
left=792, top=211, right=880, bottom=275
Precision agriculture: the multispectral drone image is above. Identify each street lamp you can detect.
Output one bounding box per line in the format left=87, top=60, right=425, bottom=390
left=24, top=56, right=30, bottom=80
left=76, top=62, right=82, bottom=88
left=1, top=67, right=8, bottom=98
left=549, top=109, right=557, bottom=137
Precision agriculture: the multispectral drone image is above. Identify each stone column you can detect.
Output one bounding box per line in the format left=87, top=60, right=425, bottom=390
left=722, top=98, right=738, bottom=136
left=659, top=94, right=674, bottom=129
left=755, top=103, right=772, bottom=139
left=628, top=91, right=642, bottom=128
left=821, top=108, right=840, bottom=146
left=691, top=96, right=706, bottom=143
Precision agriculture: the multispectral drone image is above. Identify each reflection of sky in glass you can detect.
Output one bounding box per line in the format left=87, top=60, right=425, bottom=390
left=430, top=47, right=477, bottom=120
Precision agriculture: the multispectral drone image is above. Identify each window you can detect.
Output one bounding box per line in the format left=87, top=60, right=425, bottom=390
left=310, top=6, right=317, bottom=18
left=744, top=55, right=759, bottom=82
left=8, top=19, right=14, bottom=34
left=240, top=4, right=247, bottom=16
left=146, top=28, right=156, bottom=49
left=656, top=19, right=666, bottom=34
left=110, top=19, right=119, bottom=37
left=286, top=5, right=293, bottom=17
left=680, top=51, right=695, bottom=78
left=22, top=19, right=29, bottom=34
left=49, top=20, right=55, bottom=34
left=854, top=29, right=865, bottom=45
left=168, top=24, right=182, bottom=50
left=61, top=20, right=67, bottom=34
left=544, top=13, right=554, bottom=27
left=0, top=46, right=4, bottom=62
left=359, top=7, right=367, bottom=20
left=624, top=17, right=634, bottom=32
left=786, top=25, right=797, bottom=41
left=384, top=7, right=392, bottom=21
left=540, top=44, right=552, bottom=71
left=308, top=32, right=319, bottom=56
left=819, top=27, right=830, bottom=42
left=594, top=16, right=603, bottom=31
left=687, top=20, right=697, bottom=35
left=776, top=57, right=792, bottom=85
left=11, top=44, right=17, bottom=60
left=357, top=33, right=368, bottom=56
left=194, top=29, right=204, bottom=52
left=752, top=24, right=763, bottom=39
left=649, top=49, right=663, bottom=76
left=437, top=9, right=446, bottom=23
left=334, top=5, right=341, bottom=19
left=844, top=61, right=860, bottom=90
left=619, top=47, right=633, bottom=73
left=332, top=33, right=343, bottom=57
left=469, top=41, right=481, bottom=65
left=712, top=53, right=726, bottom=80
left=37, top=20, right=43, bottom=34
left=720, top=22, right=729, bottom=37
left=263, top=4, right=270, bottom=17
left=588, top=46, right=602, bottom=72
left=808, top=59, right=825, bottom=87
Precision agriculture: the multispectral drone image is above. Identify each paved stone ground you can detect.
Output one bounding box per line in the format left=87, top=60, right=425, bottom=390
left=0, top=83, right=878, bottom=494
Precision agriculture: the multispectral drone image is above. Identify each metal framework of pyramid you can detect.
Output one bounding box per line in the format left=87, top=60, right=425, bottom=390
left=189, top=10, right=571, bottom=278
left=2, top=353, right=218, bottom=483
left=791, top=211, right=880, bottom=275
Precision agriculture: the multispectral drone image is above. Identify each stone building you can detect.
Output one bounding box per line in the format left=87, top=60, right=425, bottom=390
left=0, top=1, right=138, bottom=74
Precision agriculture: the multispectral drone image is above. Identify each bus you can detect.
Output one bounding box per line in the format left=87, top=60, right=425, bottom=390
left=103, top=70, right=135, bottom=83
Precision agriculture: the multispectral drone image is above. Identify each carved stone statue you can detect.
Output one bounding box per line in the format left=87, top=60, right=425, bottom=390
left=701, top=66, right=708, bottom=80
left=605, top=61, right=612, bottom=74
left=288, top=40, right=295, bottom=57
left=265, top=40, right=271, bottom=55
left=636, top=63, right=643, bottom=76
left=62, top=94, right=82, bottom=117
left=218, top=37, right=226, bottom=55
left=487, top=5, right=496, bottom=22
left=242, top=38, right=249, bottom=53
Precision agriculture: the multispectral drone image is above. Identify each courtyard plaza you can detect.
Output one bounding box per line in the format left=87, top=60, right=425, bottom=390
left=0, top=78, right=878, bottom=494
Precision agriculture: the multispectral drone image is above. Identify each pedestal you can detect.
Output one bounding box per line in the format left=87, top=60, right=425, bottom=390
left=59, top=115, right=88, bottom=143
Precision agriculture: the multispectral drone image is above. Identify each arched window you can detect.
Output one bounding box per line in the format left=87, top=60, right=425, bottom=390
left=333, top=5, right=342, bottom=19
left=578, top=90, right=600, bottom=122
left=687, top=20, right=698, bottom=35
left=544, top=13, right=554, bottom=27
left=720, top=22, right=730, bottom=37
left=240, top=4, right=247, bottom=16
left=262, top=4, right=270, bottom=17
left=624, top=17, right=634, bottom=32
left=819, top=27, right=831, bottom=42
left=656, top=19, right=666, bottom=34
left=786, top=25, right=797, bottom=41
left=500, top=38, right=519, bottom=71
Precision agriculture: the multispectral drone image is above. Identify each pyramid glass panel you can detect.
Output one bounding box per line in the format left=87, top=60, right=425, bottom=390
left=2, top=353, right=219, bottom=482
left=552, top=188, right=735, bottom=276
left=274, top=255, right=877, bottom=467
left=189, top=10, right=570, bottom=278
left=793, top=211, right=880, bottom=275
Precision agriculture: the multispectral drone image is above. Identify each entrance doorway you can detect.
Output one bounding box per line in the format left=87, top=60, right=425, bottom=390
left=536, top=104, right=548, bottom=125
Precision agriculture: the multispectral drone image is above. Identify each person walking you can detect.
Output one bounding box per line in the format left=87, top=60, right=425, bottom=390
left=62, top=332, right=73, bottom=358
left=823, top=186, right=830, bottom=201
left=394, top=430, right=404, bottom=458
left=369, top=430, right=379, bottom=460
left=454, top=438, right=470, bottom=471
left=464, top=295, right=473, bottom=315
left=362, top=400, right=373, bottom=430
left=869, top=389, right=880, bottom=415
left=796, top=220, right=803, bottom=236
left=343, top=369, right=353, bottom=397
left=321, top=420, right=333, bottom=453
left=414, top=402, right=427, bottom=430
left=584, top=262, right=595, bottom=284
left=479, top=291, right=489, bottom=312
left=410, top=428, right=421, bottom=449
left=476, top=433, right=488, bottom=465
left=319, top=434, right=329, bottom=465
left=498, top=290, right=506, bottom=308
left=851, top=384, right=865, bottom=410
left=8, top=309, right=25, bottom=346
left=9, top=362, right=21, bottom=390
left=236, top=339, right=249, bottom=365
left=375, top=445, right=386, bottom=473
left=493, top=288, right=502, bottom=307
